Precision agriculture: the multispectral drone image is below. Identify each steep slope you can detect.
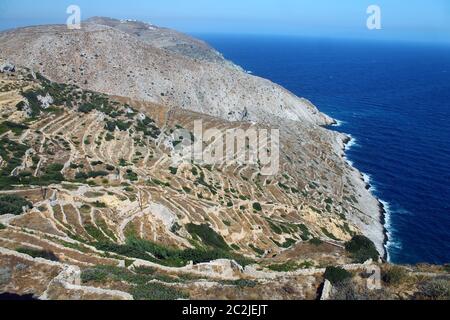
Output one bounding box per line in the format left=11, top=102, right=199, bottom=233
left=0, top=20, right=385, bottom=253
left=1, top=69, right=447, bottom=301
left=0, top=23, right=332, bottom=126
left=0, top=65, right=367, bottom=299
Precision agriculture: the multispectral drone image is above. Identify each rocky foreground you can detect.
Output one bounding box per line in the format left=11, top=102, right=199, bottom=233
left=0, top=19, right=448, bottom=300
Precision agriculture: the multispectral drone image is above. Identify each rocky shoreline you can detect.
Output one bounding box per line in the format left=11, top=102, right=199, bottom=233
left=339, top=133, right=389, bottom=259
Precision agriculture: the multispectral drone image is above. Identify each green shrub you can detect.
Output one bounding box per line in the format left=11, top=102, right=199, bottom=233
left=92, top=201, right=107, bottom=208
left=252, top=202, right=262, bottom=212
left=345, top=235, right=379, bottom=263
left=84, top=224, right=110, bottom=242
left=268, top=260, right=314, bottom=272
left=309, top=238, right=323, bottom=246
left=321, top=227, right=339, bottom=241
left=0, top=121, right=29, bottom=135
left=267, top=220, right=282, bottom=235
left=268, top=261, right=300, bottom=272
left=185, top=223, right=229, bottom=251
left=16, top=247, right=59, bottom=261
left=75, top=172, right=88, bottom=180
left=419, top=278, right=450, bottom=300
left=88, top=171, right=108, bottom=178
left=324, top=266, right=352, bottom=285
left=0, top=223, right=6, bottom=230
left=220, top=279, right=257, bottom=288
left=94, top=236, right=252, bottom=268
left=0, top=195, right=33, bottom=215
left=249, top=244, right=264, bottom=256
left=81, top=267, right=109, bottom=283
left=382, top=266, right=407, bottom=285
left=124, top=169, right=138, bottom=181
left=78, top=104, right=95, bottom=113
left=298, top=224, right=311, bottom=240
left=131, top=283, right=188, bottom=300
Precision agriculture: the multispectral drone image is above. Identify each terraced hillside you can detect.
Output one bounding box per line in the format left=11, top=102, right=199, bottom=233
left=1, top=61, right=449, bottom=301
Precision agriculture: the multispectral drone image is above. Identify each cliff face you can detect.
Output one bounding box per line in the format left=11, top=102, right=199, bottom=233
left=0, top=19, right=392, bottom=299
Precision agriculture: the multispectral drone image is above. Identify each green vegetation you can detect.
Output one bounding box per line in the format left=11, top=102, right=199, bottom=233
left=185, top=223, right=229, bottom=251
left=321, top=227, right=339, bottom=241
left=105, top=120, right=132, bottom=132
left=0, top=195, right=32, bottom=215
left=280, top=238, right=296, bottom=248
left=267, top=220, right=282, bottom=235
left=132, top=282, right=188, bottom=300
left=418, top=278, right=450, bottom=300
left=81, top=265, right=188, bottom=300
left=182, top=186, right=191, bottom=193
left=382, top=266, right=407, bottom=285
left=169, top=167, right=178, bottom=175
left=249, top=244, right=264, bottom=256
left=92, top=201, right=107, bottom=208
left=149, top=178, right=170, bottom=188
left=95, top=217, right=117, bottom=242
left=267, top=260, right=314, bottom=272
left=84, top=224, right=110, bottom=242
left=0, top=223, right=6, bottom=230
left=0, top=121, right=29, bottom=135
left=345, top=235, right=379, bottom=263
left=0, top=138, right=29, bottom=188
left=252, top=202, right=262, bottom=212
left=298, top=224, right=311, bottom=240
left=16, top=247, right=59, bottom=261
left=220, top=279, right=257, bottom=288
left=134, top=117, right=161, bottom=139
left=124, top=169, right=138, bottom=181
left=94, top=228, right=252, bottom=268
left=324, top=266, right=352, bottom=285
left=88, top=171, right=109, bottom=178
left=309, top=238, right=324, bottom=246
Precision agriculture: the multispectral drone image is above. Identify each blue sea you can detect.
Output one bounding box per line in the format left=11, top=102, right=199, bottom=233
left=196, top=35, right=450, bottom=265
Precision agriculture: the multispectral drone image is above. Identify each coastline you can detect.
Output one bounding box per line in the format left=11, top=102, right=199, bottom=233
left=340, top=132, right=389, bottom=260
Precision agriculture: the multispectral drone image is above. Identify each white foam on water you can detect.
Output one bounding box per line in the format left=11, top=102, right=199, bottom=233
left=380, top=200, right=402, bottom=263
left=344, top=135, right=358, bottom=151
left=332, top=119, right=345, bottom=127
left=362, top=172, right=377, bottom=192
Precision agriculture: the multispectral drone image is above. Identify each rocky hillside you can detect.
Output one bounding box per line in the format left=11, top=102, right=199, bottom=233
left=0, top=19, right=426, bottom=300
left=84, top=17, right=232, bottom=66
left=0, top=19, right=332, bottom=126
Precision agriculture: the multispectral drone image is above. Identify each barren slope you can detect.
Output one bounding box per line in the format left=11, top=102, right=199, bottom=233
left=0, top=23, right=332, bottom=126
left=84, top=17, right=232, bottom=66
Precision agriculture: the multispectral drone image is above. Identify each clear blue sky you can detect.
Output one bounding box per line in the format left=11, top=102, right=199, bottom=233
left=1, top=0, right=449, bottom=43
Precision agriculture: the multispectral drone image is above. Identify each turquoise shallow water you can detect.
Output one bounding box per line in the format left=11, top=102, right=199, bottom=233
left=196, top=35, right=450, bottom=264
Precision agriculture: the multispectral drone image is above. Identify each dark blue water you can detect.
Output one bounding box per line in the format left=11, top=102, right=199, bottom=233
left=196, top=34, right=450, bottom=265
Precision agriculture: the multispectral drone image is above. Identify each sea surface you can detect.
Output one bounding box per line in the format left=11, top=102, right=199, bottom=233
left=196, top=34, right=450, bottom=265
